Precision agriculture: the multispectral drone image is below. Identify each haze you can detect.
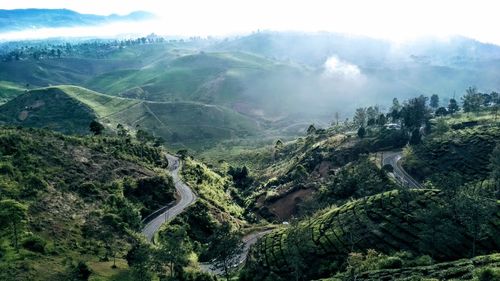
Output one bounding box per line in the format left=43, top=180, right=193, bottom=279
left=1, top=0, right=500, bottom=44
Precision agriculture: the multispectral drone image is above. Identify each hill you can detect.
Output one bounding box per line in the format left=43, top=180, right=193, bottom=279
left=0, top=9, right=154, bottom=32
left=242, top=189, right=500, bottom=280
left=0, top=126, right=174, bottom=280
left=0, top=85, right=261, bottom=150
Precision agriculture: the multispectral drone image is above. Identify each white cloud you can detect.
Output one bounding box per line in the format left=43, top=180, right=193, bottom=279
left=1, top=0, right=500, bottom=44
left=323, top=56, right=361, bottom=78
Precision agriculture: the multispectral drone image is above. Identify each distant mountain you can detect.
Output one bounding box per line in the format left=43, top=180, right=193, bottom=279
left=0, top=9, right=155, bottom=32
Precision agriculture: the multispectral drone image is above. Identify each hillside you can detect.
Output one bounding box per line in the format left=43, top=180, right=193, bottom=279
left=242, top=189, right=500, bottom=280
left=0, top=85, right=261, bottom=149
left=0, top=81, right=24, bottom=104
left=0, top=126, right=175, bottom=280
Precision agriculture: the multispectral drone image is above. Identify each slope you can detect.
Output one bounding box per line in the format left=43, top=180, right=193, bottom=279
left=0, top=85, right=261, bottom=150
left=243, top=189, right=500, bottom=280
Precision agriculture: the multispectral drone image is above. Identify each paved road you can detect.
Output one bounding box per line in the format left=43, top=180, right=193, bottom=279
left=199, top=229, right=273, bottom=274
left=141, top=154, right=197, bottom=242
left=382, top=151, right=423, bottom=189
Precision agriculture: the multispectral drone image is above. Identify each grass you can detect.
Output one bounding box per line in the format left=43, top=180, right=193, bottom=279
left=0, top=81, right=25, bottom=104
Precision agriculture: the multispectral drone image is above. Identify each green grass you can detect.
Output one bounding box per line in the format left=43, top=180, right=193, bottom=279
left=0, top=81, right=25, bottom=104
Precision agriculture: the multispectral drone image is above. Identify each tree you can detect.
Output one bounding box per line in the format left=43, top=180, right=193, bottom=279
left=334, top=112, right=340, bottom=125
left=353, top=108, right=367, bottom=127
left=136, top=129, right=155, bottom=143
left=357, top=127, right=366, bottom=138
left=390, top=98, right=401, bottom=122
left=435, top=107, right=448, bottom=116
left=89, top=120, right=104, bottom=135
left=210, top=222, right=243, bottom=281
left=366, top=106, right=379, bottom=122
left=376, top=114, right=387, bottom=126
left=453, top=185, right=496, bottom=257
left=116, top=124, right=129, bottom=137
left=462, top=87, right=484, bottom=114
left=0, top=199, right=28, bottom=251
left=490, top=144, right=500, bottom=193
left=126, top=241, right=153, bottom=281
left=154, top=225, right=191, bottom=279
left=401, top=95, right=428, bottom=129
left=448, top=98, right=460, bottom=114
left=306, top=124, right=316, bottom=135
left=430, top=94, right=439, bottom=109
left=409, top=128, right=421, bottom=145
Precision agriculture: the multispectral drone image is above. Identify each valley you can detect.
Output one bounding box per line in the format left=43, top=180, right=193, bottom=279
left=0, top=14, right=499, bottom=281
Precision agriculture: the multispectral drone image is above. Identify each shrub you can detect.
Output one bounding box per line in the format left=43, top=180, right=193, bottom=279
left=73, top=261, right=92, bottom=280
left=377, top=256, right=403, bottom=269
left=21, top=234, right=47, bottom=254
left=475, top=267, right=500, bottom=281
left=413, top=255, right=433, bottom=266
left=183, top=271, right=218, bottom=281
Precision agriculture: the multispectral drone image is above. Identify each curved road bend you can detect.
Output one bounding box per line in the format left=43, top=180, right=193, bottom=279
left=382, top=151, right=423, bottom=189
left=200, top=229, right=273, bottom=274
left=141, top=154, right=197, bottom=242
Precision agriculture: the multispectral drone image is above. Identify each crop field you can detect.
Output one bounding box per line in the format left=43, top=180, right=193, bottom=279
left=249, top=189, right=500, bottom=276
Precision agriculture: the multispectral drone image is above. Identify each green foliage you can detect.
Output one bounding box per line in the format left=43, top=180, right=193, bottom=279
left=357, top=126, right=366, bottom=138
left=0, top=199, right=28, bottom=250
left=124, top=175, right=176, bottom=216
left=21, top=234, right=47, bottom=254
left=319, top=157, right=395, bottom=203
left=209, top=222, right=243, bottom=280
left=403, top=125, right=500, bottom=186
left=245, top=189, right=499, bottom=280
left=474, top=267, right=500, bottom=281
left=89, top=120, right=104, bottom=135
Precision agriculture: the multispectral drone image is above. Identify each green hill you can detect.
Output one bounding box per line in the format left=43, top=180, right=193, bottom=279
left=0, top=85, right=261, bottom=150
left=243, top=189, right=500, bottom=280
left=0, top=87, right=97, bottom=134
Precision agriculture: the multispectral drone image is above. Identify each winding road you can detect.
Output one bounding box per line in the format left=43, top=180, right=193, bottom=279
left=141, top=154, right=197, bottom=242
left=141, top=153, right=272, bottom=274
left=382, top=150, right=423, bottom=188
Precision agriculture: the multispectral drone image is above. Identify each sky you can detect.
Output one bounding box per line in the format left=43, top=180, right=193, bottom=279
left=1, top=0, right=500, bottom=44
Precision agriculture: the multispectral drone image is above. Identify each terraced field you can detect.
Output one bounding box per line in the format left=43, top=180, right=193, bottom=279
left=245, top=189, right=500, bottom=279
left=322, top=253, right=500, bottom=281
left=404, top=125, right=500, bottom=184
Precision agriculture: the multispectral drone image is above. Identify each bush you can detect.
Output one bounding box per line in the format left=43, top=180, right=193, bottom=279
left=413, top=255, right=433, bottom=266
left=21, top=234, right=47, bottom=254
left=475, top=267, right=500, bottom=281
left=183, top=271, right=218, bottom=281
left=377, top=256, right=403, bottom=269
left=73, top=261, right=92, bottom=280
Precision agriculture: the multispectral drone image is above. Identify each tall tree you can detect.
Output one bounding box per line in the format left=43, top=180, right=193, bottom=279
left=210, top=222, right=243, bottom=281
left=453, top=185, right=496, bottom=257
left=462, top=87, right=484, bottom=114
left=154, top=225, right=191, bottom=279
left=448, top=98, right=460, bottom=114
left=430, top=94, right=439, bottom=109
left=401, top=95, right=428, bottom=129
left=353, top=108, right=367, bottom=127
left=0, top=199, right=28, bottom=251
